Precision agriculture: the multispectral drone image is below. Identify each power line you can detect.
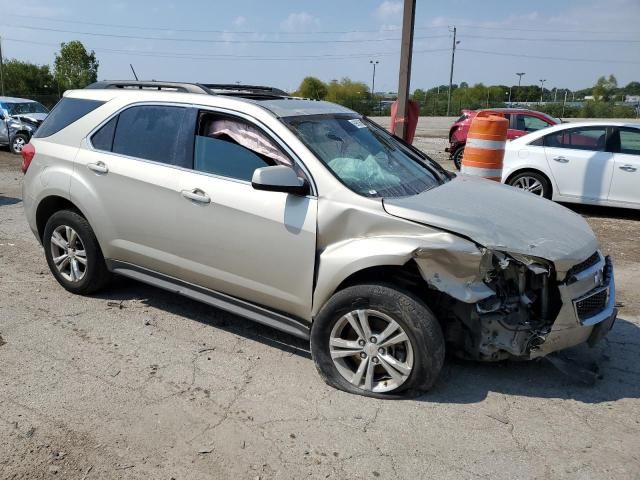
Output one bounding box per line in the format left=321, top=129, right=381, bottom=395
left=458, top=48, right=640, bottom=65
left=3, top=13, right=637, bottom=36
left=1, top=36, right=449, bottom=61
left=460, top=34, right=640, bottom=43
left=0, top=24, right=449, bottom=44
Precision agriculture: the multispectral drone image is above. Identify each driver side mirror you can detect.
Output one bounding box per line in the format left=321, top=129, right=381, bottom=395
left=251, top=165, right=309, bottom=196
left=0, top=109, right=8, bottom=120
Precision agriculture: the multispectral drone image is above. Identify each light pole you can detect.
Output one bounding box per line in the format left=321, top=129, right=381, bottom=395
left=539, top=79, right=546, bottom=103
left=553, top=87, right=558, bottom=103
left=508, top=86, right=513, bottom=104
left=516, top=72, right=525, bottom=102
left=369, top=60, right=379, bottom=98
left=446, top=26, right=460, bottom=116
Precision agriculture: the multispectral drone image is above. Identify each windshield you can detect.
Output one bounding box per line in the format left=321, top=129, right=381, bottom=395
left=5, top=102, right=49, bottom=115
left=283, top=115, right=443, bottom=198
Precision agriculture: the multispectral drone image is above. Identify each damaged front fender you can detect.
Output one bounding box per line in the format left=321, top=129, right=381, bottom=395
left=312, top=231, right=491, bottom=317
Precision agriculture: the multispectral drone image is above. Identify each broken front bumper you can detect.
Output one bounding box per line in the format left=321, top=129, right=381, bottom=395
left=531, top=254, right=616, bottom=358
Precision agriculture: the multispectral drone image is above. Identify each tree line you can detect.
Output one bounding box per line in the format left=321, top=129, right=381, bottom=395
left=295, top=75, right=639, bottom=118
left=1, top=41, right=98, bottom=107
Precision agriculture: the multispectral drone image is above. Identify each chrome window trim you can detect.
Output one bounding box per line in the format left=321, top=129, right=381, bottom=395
left=84, top=100, right=318, bottom=197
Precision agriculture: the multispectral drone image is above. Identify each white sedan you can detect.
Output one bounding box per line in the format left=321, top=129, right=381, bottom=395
left=502, top=121, right=640, bottom=209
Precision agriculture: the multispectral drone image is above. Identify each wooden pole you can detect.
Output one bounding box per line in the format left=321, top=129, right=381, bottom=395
left=395, top=0, right=416, bottom=139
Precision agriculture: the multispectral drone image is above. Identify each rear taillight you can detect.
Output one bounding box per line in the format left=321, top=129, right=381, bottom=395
left=21, top=143, right=35, bottom=174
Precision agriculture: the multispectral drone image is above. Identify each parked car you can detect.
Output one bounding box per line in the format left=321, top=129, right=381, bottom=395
left=502, top=122, right=640, bottom=209
left=0, top=96, right=49, bottom=154
left=447, top=108, right=560, bottom=169
left=21, top=81, right=616, bottom=398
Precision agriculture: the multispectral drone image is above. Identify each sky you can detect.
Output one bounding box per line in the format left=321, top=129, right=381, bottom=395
left=0, top=0, right=639, bottom=94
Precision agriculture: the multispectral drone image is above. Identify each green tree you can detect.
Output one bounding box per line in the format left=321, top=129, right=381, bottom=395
left=54, top=41, right=99, bottom=91
left=294, top=76, right=327, bottom=99
left=325, top=77, right=369, bottom=105
left=2, top=59, right=56, bottom=96
left=592, top=74, right=617, bottom=102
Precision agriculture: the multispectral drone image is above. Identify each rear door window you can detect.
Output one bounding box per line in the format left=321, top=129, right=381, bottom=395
left=522, top=115, right=550, bottom=132
left=33, top=97, right=104, bottom=138
left=618, top=128, right=640, bottom=155
left=111, top=105, right=190, bottom=168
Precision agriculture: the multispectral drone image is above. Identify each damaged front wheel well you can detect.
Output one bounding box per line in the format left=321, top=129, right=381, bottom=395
left=333, top=261, right=449, bottom=316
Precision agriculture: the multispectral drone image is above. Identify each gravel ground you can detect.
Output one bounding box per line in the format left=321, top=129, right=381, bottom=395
left=1, top=138, right=639, bottom=480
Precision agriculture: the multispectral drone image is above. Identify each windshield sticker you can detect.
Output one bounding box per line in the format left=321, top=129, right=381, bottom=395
left=348, top=118, right=367, bottom=129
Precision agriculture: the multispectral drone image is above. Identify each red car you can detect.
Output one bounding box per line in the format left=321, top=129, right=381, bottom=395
left=447, top=108, right=560, bottom=169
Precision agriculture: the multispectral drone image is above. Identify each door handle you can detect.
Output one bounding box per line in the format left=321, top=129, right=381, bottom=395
left=619, top=164, right=637, bottom=172
left=181, top=189, right=211, bottom=204
left=553, top=156, right=569, bottom=163
left=87, top=161, right=109, bottom=174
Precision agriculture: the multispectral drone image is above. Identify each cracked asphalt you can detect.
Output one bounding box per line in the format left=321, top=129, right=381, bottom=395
left=1, top=137, right=640, bottom=479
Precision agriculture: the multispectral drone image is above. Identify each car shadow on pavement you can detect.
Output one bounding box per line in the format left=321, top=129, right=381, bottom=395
left=421, top=317, right=640, bottom=404
left=0, top=195, right=22, bottom=206
left=96, top=277, right=639, bottom=402
left=562, top=203, right=640, bottom=221
left=94, top=276, right=312, bottom=359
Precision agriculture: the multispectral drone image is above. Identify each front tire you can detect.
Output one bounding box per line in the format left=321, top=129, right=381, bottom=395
left=452, top=147, right=464, bottom=170
left=507, top=171, right=552, bottom=199
left=311, top=284, right=445, bottom=398
left=10, top=133, right=29, bottom=154
left=43, top=210, right=111, bottom=294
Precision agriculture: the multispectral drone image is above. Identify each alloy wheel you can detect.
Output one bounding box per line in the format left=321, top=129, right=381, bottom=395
left=512, top=175, right=545, bottom=196
left=12, top=136, right=26, bottom=153
left=329, top=309, right=414, bottom=393
left=50, top=225, right=88, bottom=282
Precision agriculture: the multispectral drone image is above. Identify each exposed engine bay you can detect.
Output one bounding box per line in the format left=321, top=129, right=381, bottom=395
left=445, top=250, right=559, bottom=360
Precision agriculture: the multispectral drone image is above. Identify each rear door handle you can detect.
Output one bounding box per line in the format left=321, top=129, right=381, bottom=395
left=619, top=164, right=637, bottom=172
left=553, top=156, right=569, bottom=163
left=87, top=161, right=109, bottom=174
left=181, top=189, right=211, bottom=204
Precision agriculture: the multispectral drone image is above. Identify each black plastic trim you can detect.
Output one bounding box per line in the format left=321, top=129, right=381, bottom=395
left=105, top=260, right=311, bottom=339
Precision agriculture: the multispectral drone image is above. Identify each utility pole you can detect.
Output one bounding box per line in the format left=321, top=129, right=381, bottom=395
left=446, top=26, right=458, bottom=116
left=369, top=60, right=379, bottom=99
left=508, top=86, right=512, bottom=104
left=539, top=79, right=546, bottom=103
left=0, top=35, right=5, bottom=96
left=562, top=90, right=568, bottom=118
left=553, top=88, right=558, bottom=103
left=516, top=72, right=525, bottom=102
left=395, top=0, right=416, bottom=139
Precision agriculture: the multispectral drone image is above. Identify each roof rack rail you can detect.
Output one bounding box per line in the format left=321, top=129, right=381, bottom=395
left=202, top=84, right=289, bottom=96
left=85, top=81, right=212, bottom=94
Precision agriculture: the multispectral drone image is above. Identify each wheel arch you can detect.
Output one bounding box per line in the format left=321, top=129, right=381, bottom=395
left=35, top=195, right=85, bottom=242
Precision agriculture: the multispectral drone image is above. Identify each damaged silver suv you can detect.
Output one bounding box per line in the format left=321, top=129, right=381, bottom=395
left=22, top=81, right=616, bottom=398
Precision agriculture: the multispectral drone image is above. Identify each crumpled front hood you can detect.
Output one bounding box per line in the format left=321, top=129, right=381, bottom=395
left=383, top=175, right=598, bottom=272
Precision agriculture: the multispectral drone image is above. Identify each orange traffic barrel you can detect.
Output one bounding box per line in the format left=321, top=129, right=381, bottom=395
left=460, top=111, right=508, bottom=181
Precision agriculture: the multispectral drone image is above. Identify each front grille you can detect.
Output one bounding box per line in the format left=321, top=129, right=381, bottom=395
left=566, top=251, right=600, bottom=282
left=576, top=289, right=608, bottom=321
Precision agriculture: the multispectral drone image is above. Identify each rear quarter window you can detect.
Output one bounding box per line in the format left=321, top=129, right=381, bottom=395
left=33, top=97, right=104, bottom=138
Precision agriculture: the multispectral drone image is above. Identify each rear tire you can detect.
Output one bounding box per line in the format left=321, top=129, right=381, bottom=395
left=507, top=171, right=552, bottom=199
left=43, top=210, right=111, bottom=295
left=310, top=283, right=445, bottom=398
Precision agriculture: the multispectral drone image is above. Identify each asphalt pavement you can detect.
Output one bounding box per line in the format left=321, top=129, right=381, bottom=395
left=1, top=149, right=639, bottom=480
